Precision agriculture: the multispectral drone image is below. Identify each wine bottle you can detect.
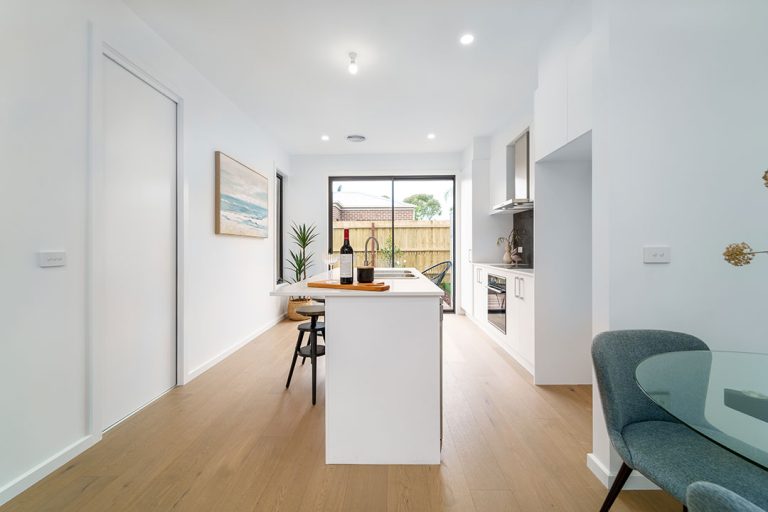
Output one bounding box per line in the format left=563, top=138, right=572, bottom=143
left=340, top=228, right=354, bottom=284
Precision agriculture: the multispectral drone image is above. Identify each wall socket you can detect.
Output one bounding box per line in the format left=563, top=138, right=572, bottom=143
left=643, top=246, right=671, bottom=264
left=37, top=251, right=67, bottom=268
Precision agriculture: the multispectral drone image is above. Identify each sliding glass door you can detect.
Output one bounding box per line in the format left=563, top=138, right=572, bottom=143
left=328, top=176, right=455, bottom=310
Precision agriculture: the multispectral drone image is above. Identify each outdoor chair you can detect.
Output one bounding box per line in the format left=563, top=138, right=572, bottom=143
left=422, top=261, right=452, bottom=287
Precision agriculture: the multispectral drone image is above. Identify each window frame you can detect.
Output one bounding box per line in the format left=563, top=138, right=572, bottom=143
left=327, top=175, right=456, bottom=311
left=275, top=171, right=284, bottom=284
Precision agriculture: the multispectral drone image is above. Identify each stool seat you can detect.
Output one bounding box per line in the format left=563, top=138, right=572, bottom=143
left=296, top=304, right=325, bottom=317
left=298, top=321, right=324, bottom=332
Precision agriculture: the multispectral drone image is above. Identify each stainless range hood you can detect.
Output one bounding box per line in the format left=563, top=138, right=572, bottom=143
left=492, top=130, right=533, bottom=213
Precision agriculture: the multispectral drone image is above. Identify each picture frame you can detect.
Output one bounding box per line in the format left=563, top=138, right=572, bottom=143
left=215, top=151, right=269, bottom=238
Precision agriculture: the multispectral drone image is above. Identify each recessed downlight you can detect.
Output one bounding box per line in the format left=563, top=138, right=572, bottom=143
left=346, top=134, right=366, bottom=143
left=321, top=134, right=330, bottom=141
left=460, top=33, right=475, bottom=45
left=348, top=52, right=359, bottom=75
left=427, top=133, right=436, bottom=140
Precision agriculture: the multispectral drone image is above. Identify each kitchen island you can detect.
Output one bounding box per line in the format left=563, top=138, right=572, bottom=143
left=271, top=268, right=444, bottom=464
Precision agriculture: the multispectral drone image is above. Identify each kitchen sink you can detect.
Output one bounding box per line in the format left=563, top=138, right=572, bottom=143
left=373, top=270, right=417, bottom=279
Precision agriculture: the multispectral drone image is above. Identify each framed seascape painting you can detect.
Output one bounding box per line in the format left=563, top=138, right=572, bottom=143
left=215, top=151, right=269, bottom=238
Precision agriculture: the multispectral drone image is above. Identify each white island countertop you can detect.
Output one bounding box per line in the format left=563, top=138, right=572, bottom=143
left=271, top=267, right=445, bottom=298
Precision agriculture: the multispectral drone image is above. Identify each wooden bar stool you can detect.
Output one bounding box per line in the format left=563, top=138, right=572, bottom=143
left=285, top=304, right=326, bottom=405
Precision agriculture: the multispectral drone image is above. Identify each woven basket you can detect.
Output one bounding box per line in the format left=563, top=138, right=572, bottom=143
left=287, top=298, right=313, bottom=321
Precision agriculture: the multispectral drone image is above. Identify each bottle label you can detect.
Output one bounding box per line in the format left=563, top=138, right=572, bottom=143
left=340, top=254, right=353, bottom=278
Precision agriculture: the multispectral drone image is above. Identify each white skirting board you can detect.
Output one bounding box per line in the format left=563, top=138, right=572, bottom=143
left=183, top=314, right=285, bottom=384
left=587, top=453, right=658, bottom=490
left=467, top=314, right=535, bottom=376
left=0, top=314, right=285, bottom=507
left=0, top=434, right=101, bottom=507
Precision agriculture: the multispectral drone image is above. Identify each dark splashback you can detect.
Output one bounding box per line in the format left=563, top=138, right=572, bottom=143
left=514, top=209, right=534, bottom=269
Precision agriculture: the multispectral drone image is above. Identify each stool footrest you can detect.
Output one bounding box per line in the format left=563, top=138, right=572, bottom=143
left=298, top=345, right=326, bottom=358
left=298, top=321, right=325, bottom=332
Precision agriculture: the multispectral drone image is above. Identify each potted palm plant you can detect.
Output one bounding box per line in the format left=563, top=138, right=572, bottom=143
left=286, top=222, right=318, bottom=321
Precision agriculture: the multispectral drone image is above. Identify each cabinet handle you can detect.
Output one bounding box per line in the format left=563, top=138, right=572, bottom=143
left=514, top=277, right=519, bottom=298
left=519, top=278, right=524, bottom=300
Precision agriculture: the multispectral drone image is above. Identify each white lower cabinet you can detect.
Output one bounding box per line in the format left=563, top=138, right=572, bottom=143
left=471, top=265, right=535, bottom=375
left=507, top=274, right=535, bottom=366
left=472, top=266, right=487, bottom=324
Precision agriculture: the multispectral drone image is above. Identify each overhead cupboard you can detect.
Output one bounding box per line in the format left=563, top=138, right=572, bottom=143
left=534, top=32, right=592, bottom=160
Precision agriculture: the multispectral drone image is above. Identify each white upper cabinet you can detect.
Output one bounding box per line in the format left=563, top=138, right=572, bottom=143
left=567, top=34, right=593, bottom=142
left=534, top=56, right=568, bottom=161
left=489, top=149, right=508, bottom=207
left=534, top=33, right=593, bottom=161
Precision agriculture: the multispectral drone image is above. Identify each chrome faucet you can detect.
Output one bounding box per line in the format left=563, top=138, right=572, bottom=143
left=364, top=236, right=380, bottom=266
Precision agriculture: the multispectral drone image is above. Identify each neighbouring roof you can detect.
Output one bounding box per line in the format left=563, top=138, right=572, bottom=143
left=333, top=191, right=414, bottom=209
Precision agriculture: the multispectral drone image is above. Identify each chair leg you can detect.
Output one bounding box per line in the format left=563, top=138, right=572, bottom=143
left=599, top=462, right=633, bottom=512
left=286, top=331, right=305, bottom=389
left=305, top=330, right=324, bottom=366
left=310, top=330, right=317, bottom=405
left=683, top=507, right=688, bottom=512
left=301, top=335, right=310, bottom=366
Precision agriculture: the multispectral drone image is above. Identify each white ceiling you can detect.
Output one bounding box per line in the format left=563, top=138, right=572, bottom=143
left=124, top=0, right=568, bottom=155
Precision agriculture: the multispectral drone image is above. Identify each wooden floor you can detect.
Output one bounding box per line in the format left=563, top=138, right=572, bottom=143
left=2, top=315, right=680, bottom=512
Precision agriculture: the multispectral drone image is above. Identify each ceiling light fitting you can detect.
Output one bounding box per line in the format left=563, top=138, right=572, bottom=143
left=346, top=134, right=366, bottom=143
left=321, top=134, right=330, bottom=141
left=348, top=52, right=358, bottom=75
left=427, top=133, right=436, bottom=140
left=460, top=33, right=475, bottom=45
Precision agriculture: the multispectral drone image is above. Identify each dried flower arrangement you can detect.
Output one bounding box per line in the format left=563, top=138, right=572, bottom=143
left=723, top=171, right=768, bottom=266
left=497, top=228, right=523, bottom=253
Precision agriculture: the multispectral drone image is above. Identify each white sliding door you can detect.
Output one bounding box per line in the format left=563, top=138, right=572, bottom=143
left=100, top=55, right=177, bottom=430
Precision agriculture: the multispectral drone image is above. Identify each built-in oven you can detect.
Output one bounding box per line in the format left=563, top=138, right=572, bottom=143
left=487, top=274, right=507, bottom=334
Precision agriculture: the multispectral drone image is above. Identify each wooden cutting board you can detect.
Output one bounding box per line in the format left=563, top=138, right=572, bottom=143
left=307, top=280, right=390, bottom=292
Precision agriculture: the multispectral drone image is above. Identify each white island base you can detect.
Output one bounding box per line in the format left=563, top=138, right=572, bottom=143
left=272, top=269, right=443, bottom=465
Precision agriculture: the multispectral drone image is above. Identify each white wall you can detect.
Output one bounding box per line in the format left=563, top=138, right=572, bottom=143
left=458, top=147, right=474, bottom=313
left=589, top=0, right=768, bottom=485
left=0, top=0, right=288, bottom=503
left=466, top=137, right=504, bottom=264
left=285, top=152, right=462, bottom=276
left=533, top=151, right=592, bottom=385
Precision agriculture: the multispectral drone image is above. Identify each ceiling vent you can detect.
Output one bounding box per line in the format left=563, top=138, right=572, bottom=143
left=346, top=134, right=366, bottom=143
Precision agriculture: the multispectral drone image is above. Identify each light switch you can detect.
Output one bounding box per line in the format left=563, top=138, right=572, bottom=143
left=643, top=246, right=671, bottom=264
left=38, top=251, right=67, bottom=268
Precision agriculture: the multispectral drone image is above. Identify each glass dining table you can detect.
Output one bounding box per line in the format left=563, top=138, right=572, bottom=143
left=635, top=350, right=768, bottom=470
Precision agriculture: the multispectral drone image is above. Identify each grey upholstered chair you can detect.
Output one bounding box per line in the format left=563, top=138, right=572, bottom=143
left=592, top=330, right=768, bottom=511
left=687, top=482, right=766, bottom=512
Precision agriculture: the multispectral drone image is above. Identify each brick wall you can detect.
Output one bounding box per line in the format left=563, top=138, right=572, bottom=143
left=336, top=207, right=414, bottom=221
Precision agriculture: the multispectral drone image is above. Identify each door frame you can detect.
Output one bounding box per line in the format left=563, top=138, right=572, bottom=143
left=87, top=26, right=186, bottom=437
left=327, top=175, right=457, bottom=311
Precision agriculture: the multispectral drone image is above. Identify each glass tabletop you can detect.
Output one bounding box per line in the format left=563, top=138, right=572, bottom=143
left=635, top=350, right=768, bottom=470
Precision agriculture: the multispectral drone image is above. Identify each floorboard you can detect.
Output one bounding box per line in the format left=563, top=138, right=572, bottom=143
left=1, top=315, right=680, bottom=511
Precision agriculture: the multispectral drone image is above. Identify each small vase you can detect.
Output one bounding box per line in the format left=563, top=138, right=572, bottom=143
left=502, top=247, right=513, bottom=264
